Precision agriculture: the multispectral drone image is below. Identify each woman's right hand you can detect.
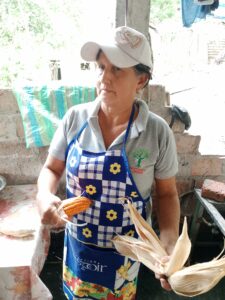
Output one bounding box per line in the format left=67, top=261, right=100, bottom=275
left=155, top=256, right=172, bottom=291
left=36, top=191, right=67, bottom=228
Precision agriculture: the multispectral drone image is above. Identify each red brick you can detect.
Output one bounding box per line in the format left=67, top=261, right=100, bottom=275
left=201, top=179, right=225, bottom=202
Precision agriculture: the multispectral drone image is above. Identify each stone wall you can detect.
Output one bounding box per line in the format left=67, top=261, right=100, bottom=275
left=1, top=86, right=225, bottom=201
left=0, top=89, right=48, bottom=185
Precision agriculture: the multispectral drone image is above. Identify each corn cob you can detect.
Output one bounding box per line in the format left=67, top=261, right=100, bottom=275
left=59, top=196, right=92, bottom=217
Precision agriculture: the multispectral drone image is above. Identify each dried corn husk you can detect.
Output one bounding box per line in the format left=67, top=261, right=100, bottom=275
left=113, top=235, right=165, bottom=274
left=125, top=199, right=167, bottom=257
left=112, top=199, right=225, bottom=297
left=164, top=216, right=191, bottom=277
left=169, top=255, right=225, bottom=297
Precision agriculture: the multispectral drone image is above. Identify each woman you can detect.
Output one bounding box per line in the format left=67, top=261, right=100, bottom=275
left=37, top=26, right=180, bottom=300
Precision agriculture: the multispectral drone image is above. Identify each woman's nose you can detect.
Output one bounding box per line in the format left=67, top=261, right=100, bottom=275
left=100, top=69, right=112, bottom=83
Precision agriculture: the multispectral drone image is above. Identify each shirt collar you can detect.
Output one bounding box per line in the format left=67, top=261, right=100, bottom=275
left=88, top=97, right=102, bottom=119
left=133, top=99, right=149, bottom=134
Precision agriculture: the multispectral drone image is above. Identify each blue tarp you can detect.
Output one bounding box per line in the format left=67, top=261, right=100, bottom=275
left=181, top=0, right=220, bottom=27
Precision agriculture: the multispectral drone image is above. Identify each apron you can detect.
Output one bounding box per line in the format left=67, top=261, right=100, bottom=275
left=63, top=105, right=150, bottom=300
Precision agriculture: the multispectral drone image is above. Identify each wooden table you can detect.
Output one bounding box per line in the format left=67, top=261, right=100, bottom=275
left=0, top=184, right=52, bottom=300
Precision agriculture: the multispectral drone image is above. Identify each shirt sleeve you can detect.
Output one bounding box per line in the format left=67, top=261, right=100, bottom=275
left=48, top=110, right=71, bottom=161
left=154, top=123, right=178, bottom=179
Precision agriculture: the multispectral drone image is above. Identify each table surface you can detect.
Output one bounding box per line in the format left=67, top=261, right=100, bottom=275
left=194, top=188, right=225, bottom=236
left=0, top=184, right=52, bottom=300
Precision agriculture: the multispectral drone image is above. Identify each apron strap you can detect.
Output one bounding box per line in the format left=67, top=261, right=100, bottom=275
left=122, top=104, right=151, bottom=204
left=122, top=103, right=135, bottom=167
left=123, top=104, right=136, bottom=146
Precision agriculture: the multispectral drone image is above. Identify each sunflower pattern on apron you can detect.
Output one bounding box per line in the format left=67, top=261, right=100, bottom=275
left=63, top=106, right=150, bottom=300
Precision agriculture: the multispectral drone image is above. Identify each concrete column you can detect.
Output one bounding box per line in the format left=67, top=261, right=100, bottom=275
left=115, top=0, right=150, bottom=36
left=115, top=0, right=153, bottom=100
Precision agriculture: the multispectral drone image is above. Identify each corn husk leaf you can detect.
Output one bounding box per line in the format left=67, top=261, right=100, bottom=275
left=112, top=199, right=225, bottom=297
left=113, top=235, right=163, bottom=274
left=126, top=200, right=167, bottom=257
left=164, top=217, right=191, bottom=277
left=169, top=256, right=225, bottom=297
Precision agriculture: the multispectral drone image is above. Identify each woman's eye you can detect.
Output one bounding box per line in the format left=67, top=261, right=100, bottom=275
left=95, top=64, right=104, bottom=75
left=96, top=64, right=103, bottom=70
left=113, top=66, right=121, bottom=72
left=95, top=64, right=121, bottom=76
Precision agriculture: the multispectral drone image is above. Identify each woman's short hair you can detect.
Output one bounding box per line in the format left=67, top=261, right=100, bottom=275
left=134, top=64, right=152, bottom=87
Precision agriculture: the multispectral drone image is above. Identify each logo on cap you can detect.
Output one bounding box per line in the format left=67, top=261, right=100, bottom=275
left=115, top=27, right=143, bottom=49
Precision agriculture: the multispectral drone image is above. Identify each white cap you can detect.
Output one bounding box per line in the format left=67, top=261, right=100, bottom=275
left=80, top=26, right=153, bottom=70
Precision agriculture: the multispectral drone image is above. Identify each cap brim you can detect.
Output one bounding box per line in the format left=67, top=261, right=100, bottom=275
left=80, top=41, right=140, bottom=68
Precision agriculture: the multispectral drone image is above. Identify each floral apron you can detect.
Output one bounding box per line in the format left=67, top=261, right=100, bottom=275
left=63, top=106, right=150, bottom=300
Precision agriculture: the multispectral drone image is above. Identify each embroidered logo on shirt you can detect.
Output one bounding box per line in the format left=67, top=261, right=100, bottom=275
left=130, top=148, right=149, bottom=174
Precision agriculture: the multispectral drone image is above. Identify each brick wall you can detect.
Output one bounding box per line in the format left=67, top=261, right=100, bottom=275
left=1, top=86, right=225, bottom=199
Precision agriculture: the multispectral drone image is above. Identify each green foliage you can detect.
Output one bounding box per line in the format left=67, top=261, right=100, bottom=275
left=150, top=0, right=180, bottom=23
left=0, top=0, right=52, bottom=46
left=0, top=0, right=179, bottom=86
left=0, top=0, right=82, bottom=87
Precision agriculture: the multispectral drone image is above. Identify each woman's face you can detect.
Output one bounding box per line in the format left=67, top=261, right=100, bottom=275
left=95, top=52, right=144, bottom=107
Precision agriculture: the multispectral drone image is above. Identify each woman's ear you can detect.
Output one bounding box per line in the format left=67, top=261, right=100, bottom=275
left=136, top=73, right=149, bottom=92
